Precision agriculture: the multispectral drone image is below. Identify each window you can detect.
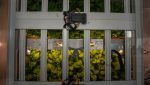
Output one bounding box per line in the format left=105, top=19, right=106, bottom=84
left=13, top=0, right=140, bottom=85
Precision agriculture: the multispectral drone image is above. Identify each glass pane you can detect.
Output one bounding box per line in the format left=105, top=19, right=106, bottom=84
left=111, top=0, right=124, bottom=13
left=16, top=0, right=21, bottom=11
left=25, top=30, right=41, bottom=81
left=68, top=30, right=84, bottom=81
left=90, top=0, right=104, bottom=12
left=47, top=30, right=62, bottom=81
left=111, top=30, right=125, bottom=80
left=14, top=30, right=20, bottom=81
left=27, top=0, right=42, bottom=11
left=90, top=30, right=105, bottom=81
left=48, top=0, right=63, bottom=11
left=69, top=0, right=84, bottom=12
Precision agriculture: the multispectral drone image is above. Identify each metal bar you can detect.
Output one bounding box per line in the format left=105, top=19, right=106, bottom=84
left=62, top=0, right=69, bottom=81
left=63, top=0, right=69, bottom=11
left=124, top=0, right=130, bottom=13
left=42, top=0, right=48, bottom=12
left=84, top=30, right=90, bottom=81
left=105, top=30, right=111, bottom=80
left=7, top=0, right=17, bottom=85
left=125, top=31, right=132, bottom=80
left=19, top=30, right=26, bottom=81
left=135, top=0, right=144, bottom=84
left=21, top=0, right=27, bottom=12
left=40, top=30, right=47, bottom=81
left=62, top=29, right=69, bottom=80
left=105, top=0, right=110, bottom=13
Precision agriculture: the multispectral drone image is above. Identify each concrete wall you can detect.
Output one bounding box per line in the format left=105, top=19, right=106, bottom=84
left=0, top=0, right=8, bottom=85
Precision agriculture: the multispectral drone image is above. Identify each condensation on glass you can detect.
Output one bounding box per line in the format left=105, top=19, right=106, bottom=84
left=110, top=0, right=124, bottom=13
left=69, top=0, right=84, bottom=12
left=111, top=30, right=125, bottom=80
left=90, top=30, right=105, bottom=81
left=25, top=29, right=41, bottom=81
left=47, top=30, right=62, bottom=81
left=68, top=30, right=84, bottom=81
left=48, top=0, right=63, bottom=12
left=90, top=0, right=104, bottom=12
left=27, top=0, right=42, bottom=11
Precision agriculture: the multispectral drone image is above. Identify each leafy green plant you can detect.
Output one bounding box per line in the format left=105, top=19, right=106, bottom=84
left=111, top=0, right=124, bottom=13
left=90, top=30, right=104, bottom=39
left=25, top=49, right=40, bottom=81
left=69, top=0, right=84, bottom=12
left=27, top=0, right=41, bottom=11
left=48, top=0, right=63, bottom=11
left=47, top=50, right=62, bottom=81
left=90, top=50, right=105, bottom=81
left=26, top=30, right=41, bottom=38
left=69, top=30, right=84, bottom=39
left=111, top=30, right=124, bottom=38
left=47, top=30, right=62, bottom=39
left=90, top=0, right=104, bottom=12
left=68, top=50, right=84, bottom=81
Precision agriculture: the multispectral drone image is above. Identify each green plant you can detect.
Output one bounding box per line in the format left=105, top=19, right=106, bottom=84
left=90, top=0, right=104, bottom=12
left=48, top=0, right=63, bottom=11
left=47, top=50, right=62, bottom=81
left=111, top=0, right=124, bottom=13
left=69, top=0, right=84, bottom=12
left=25, top=49, right=40, bottom=81
left=27, top=0, right=41, bottom=11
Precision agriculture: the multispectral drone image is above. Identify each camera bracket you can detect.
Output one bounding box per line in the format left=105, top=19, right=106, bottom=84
left=63, top=11, right=87, bottom=30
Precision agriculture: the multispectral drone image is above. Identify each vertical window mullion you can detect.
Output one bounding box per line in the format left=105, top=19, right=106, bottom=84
left=125, top=31, right=132, bottom=80
left=19, top=29, right=26, bottom=81
left=84, top=30, right=90, bottom=81
left=63, top=0, right=69, bottom=11
left=105, top=0, right=110, bottom=13
left=62, top=29, right=69, bottom=80
left=62, top=0, right=69, bottom=80
left=124, top=0, right=130, bottom=13
left=42, top=0, right=48, bottom=12
left=40, top=30, right=47, bottom=81
left=21, top=0, right=27, bottom=12
left=105, top=30, right=111, bottom=80
left=84, top=0, right=90, bottom=12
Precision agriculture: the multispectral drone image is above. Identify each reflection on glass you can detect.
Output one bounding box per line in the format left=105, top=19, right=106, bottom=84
left=15, top=30, right=20, bottom=81
left=90, top=0, right=104, bottom=12
left=111, top=0, right=124, bottom=13
left=111, top=30, right=125, bottom=80
left=90, top=30, right=105, bottom=81
left=27, top=0, right=42, bottom=11
left=69, top=30, right=84, bottom=81
left=69, top=0, right=84, bottom=12
left=47, top=30, right=62, bottom=81
left=25, top=30, right=41, bottom=81
left=48, top=0, right=63, bottom=11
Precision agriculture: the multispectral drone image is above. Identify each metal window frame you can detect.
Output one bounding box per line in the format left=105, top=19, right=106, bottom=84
left=8, top=0, right=144, bottom=85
